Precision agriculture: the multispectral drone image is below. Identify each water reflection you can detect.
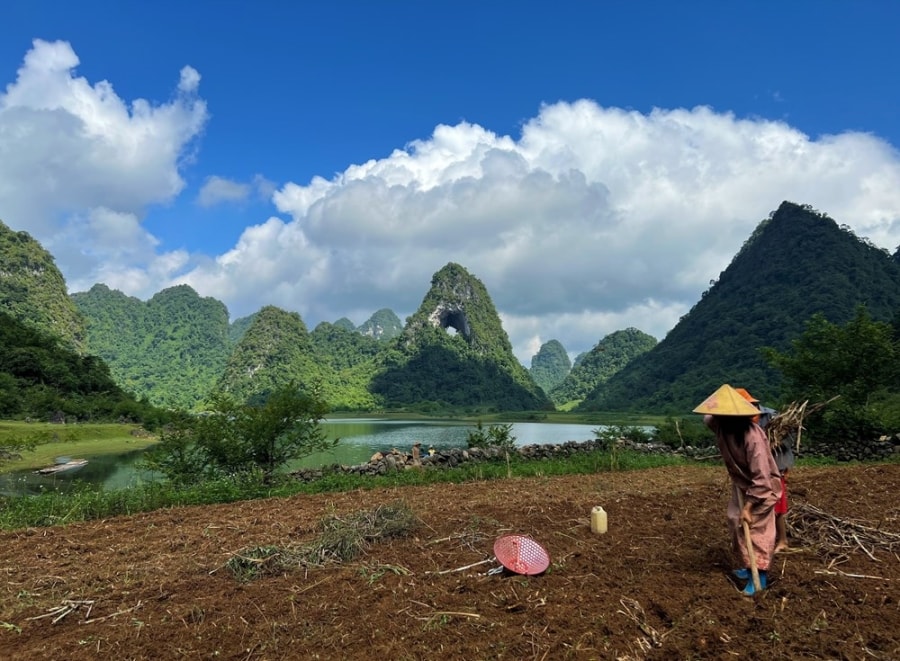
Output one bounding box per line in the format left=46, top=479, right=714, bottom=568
left=1, top=419, right=601, bottom=496
left=0, top=448, right=156, bottom=496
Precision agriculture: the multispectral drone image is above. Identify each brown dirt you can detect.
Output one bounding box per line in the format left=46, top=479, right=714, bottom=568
left=1, top=463, right=899, bottom=660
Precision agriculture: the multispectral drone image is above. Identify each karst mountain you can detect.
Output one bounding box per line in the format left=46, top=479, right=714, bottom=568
left=579, top=201, right=900, bottom=412
left=370, top=263, right=552, bottom=411
left=3, top=201, right=898, bottom=416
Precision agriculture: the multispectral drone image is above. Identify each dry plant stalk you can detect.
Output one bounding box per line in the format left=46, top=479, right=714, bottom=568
left=617, top=597, right=667, bottom=651
left=225, top=501, right=418, bottom=580
left=766, top=396, right=839, bottom=453
left=787, top=502, right=900, bottom=562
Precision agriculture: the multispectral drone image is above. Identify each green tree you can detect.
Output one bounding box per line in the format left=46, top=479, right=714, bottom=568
left=466, top=421, right=516, bottom=477
left=143, top=383, right=334, bottom=483
left=762, top=306, right=899, bottom=445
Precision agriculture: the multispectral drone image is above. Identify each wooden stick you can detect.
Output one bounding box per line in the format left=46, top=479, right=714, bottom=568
left=736, top=487, right=762, bottom=592
left=814, top=569, right=891, bottom=581
left=82, top=601, right=143, bottom=624
left=432, top=558, right=494, bottom=575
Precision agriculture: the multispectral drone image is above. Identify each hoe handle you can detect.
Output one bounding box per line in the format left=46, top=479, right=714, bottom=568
left=736, top=488, right=762, bottom=592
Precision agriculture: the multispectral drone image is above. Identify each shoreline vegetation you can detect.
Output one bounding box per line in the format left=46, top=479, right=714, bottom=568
left=0, top=412, right=665, bottom=474
left=2, top=415, right=896, bottom=534
left=0, top=411, right=682, bottom=531
left=0, top=444, right=686, bottom=531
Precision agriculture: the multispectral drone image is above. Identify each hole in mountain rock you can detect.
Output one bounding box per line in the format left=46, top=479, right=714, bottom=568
left=439, top=310, right=470, bottom=340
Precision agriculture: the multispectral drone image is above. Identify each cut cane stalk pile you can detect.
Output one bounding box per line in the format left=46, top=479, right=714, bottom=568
left=787, top=502, right=900, bottom=563
left=765, top=396, right=839, bottom=453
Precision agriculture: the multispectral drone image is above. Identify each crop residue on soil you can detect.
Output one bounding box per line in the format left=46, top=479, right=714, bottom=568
left=1, top=463, right=898, bottom=660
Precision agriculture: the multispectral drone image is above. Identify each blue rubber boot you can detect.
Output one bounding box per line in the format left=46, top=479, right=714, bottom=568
left=732, top=568, right=750, bottom=580
left=741, top=570, right=767, bottom=596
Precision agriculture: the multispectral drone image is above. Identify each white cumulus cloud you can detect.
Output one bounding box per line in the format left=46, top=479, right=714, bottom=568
left=183, top=101, right=900, bottom=361
left=0, top=38, right=208, bottom=295
left=196, top=174, right=279, bottom=207
left=3, top=40, right=900, bottom=365
left=197, top=176, right=251, bottom=207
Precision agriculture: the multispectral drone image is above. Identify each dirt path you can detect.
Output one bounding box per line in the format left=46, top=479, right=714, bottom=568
left=1, top=463, right=898, bottom=660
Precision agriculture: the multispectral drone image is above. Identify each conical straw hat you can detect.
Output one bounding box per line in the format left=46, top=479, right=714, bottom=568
left=693, top=384, right=761, bottom=416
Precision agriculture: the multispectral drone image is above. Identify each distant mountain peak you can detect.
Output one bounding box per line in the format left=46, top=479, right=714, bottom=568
left=372, top=262, right=551, bottom=411
left=404, top=263, right=496, bottom=352
left=357, top=308, right=402, bottom=341
left=530, top=339, right=571, bottom=393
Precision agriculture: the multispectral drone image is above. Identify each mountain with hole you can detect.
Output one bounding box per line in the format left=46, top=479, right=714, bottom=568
left=370, top=263, right=552, bottom=411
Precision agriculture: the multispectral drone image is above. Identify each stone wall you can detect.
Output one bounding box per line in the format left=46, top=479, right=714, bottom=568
left=288, top=433, right=900, bottom=483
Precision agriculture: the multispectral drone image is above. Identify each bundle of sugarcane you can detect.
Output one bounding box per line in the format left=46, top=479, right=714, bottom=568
left=787, top=501, right=900, bottom=562
left=766, top=396, right=839, bottom=454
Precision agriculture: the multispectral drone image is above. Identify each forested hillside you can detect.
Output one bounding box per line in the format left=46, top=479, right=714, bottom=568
left=529, top=339, right=571, bottom=393
left=229, top=313, right=257, bottom=346
left=550, top=328, right=657, bottom=406
left=309, top=322, right=382, bottom=410
left=0, top=311, right=157, bottom=422
left=0, top=220, right=86, bottom=353
left=215, top=305, right=319, bottom=403
left=72, top=284, right=231, bottom=410
left=13, top=201, right=893, bottom=417
left=580, top=201, right=900, bottom=413
left=371, top=263, right=552, bottom=411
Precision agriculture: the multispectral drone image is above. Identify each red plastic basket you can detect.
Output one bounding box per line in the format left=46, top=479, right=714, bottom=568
left=493, top=535, right=550, bottom=575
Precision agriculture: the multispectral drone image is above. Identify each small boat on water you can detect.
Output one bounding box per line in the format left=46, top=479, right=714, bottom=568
left=34, top=459, right=88, bottom=475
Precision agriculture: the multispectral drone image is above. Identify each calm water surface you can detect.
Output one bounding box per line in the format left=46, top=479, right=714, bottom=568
left=1, top=419, right=601, bottom=495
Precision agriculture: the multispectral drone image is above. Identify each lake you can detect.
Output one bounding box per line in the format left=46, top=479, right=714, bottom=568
left=0, top=418, right=604, bottom=496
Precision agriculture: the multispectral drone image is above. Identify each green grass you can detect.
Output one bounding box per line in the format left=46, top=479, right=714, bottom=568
left=0, top=422, right=157, bottom=473
left=0, top=450, right=686, bottom=531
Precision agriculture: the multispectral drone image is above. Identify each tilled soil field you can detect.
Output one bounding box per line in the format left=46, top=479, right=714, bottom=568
left=1, top=462, right=898, bottom=660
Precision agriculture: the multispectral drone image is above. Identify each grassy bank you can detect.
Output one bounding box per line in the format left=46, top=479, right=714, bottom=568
left=0, top=450, right=684, bottom=530
left=0, top=422, right=157, bottom=473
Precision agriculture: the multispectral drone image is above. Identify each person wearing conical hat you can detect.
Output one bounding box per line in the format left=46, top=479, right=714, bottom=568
left=735, top=387, right=794, bottom=554
left=695, top=384, right=783, bottom=596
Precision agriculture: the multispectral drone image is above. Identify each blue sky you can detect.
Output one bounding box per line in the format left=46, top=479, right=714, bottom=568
left=1, top=1, right=899, bottom=363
